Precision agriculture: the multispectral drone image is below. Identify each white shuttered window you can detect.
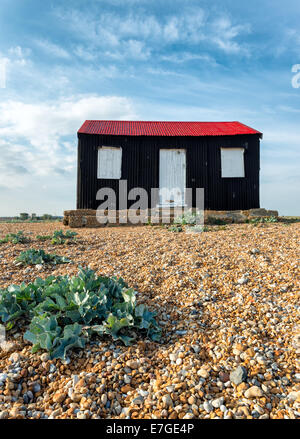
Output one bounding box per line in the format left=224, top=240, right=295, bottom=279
left=221, top=148, right=245, bottom=178
left=97, top=147, right=122, bottom=179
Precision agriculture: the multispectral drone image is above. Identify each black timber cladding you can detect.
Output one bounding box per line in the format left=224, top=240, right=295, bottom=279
left=77, top=133, right=260, bottom=211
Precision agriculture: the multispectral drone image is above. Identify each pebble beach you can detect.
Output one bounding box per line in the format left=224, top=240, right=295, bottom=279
left=0, top=222, right=299, bottom=419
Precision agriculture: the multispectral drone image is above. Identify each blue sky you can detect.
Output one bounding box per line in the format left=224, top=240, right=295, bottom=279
left=0, top=0, right=299, bottom=216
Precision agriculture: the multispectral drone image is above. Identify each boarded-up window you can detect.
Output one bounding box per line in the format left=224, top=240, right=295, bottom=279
left=97, top=147, right=122, bottom=179
left=221, top=148, right=245, bottom=178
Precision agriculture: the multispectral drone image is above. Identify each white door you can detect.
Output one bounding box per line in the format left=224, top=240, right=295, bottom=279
left=159, top=149, right=186, bottom=206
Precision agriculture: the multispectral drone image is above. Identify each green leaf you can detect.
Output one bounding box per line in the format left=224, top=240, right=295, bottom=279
left=0, top=267, right=162, bottom=355
left=15, top=249, right=71, bottom=266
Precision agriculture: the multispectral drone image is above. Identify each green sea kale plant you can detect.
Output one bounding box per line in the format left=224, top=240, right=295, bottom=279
left=168, top=225, right=183, bottom=233
left=0, top=231, right=28, bottom=244
left=0, top=268, right=161, bottom=359
left=36, top=230, right=77, bottom=244
left=15, top=249, right=71, bottom=266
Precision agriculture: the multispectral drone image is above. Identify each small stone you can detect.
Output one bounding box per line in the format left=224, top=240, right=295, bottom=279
left=126, top=360, right=139, bottom=369
left=49, top=409, right=61, bottom=419
left=0, top=373, right=8, bottom=382
left=75, top=378, right=85, bottom=389
left=0, top=341, right=16, bottom=353
left=253, top=404, right=265, bottom=415
left=256, top=356, right=267, bottom=365
left=121, top=384, right=133, bottom=393
left=169, top=354, right=177, bottom=362
left=53, top=392, right=67, bottom=404
left=238, top=406, right=250, bottom=417
left=9, top=352, right=20, bottom=363
left=237, top=276, right=248, bottom=285
left=121, top=407, right=130, bottom=416
left=162, top=394, right=173, bottom=408
left=183, top=413, right=194, bottom=419
left=33, top=383, right=41, bottom=393
left=198, top=368, right=209, bottom=379
left=237, top=382, right=248, bottom=392
left=203, top=401, right=213, bottom=413
left=212, top=397, right=224, bottom=408
left=40, top=352, right=49, bottom=362
left=101, top=394, right=107, bottom=405
left=77, top=412, right=87, bottom=419
left=169, top=411, right=178, bottom=419
left=132, top=396, right=144, bottom=406
left=114, top=402, right=122, bottom=416
left=230, top=366, right=248, bottom=385
left=244, top=386, right=264, bottom=399
left=124, top=374, right=131, bottom=384
left=176, top=358, right=183, bottom=366
left=49, top=364, right=56, bottom=373
left=10, top=407, right=20, bottom=417
left=188, top=396, right=196, bottom=405
left=259, top=414, right=269, bottom=419
left=0, top=411, right=9, bottom=419
left=166, top=385, right=175, bottom=393
left=161, top=409, right=168, bottom=417
left=72, top=375, right=79, bottom=387
left=245, top=348, right=255, bottom=358
left=287, top=391, right=300, bottom=402
left=175, top=330, right=187, bottom=336
left=219, top=372, right=230, bottom=383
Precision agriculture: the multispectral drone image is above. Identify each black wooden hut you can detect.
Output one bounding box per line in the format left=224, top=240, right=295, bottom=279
left=77, top=120, right=262, bottom=211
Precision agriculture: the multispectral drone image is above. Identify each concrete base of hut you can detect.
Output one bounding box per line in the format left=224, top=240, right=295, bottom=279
left=63, top=208, right=279, bottom=228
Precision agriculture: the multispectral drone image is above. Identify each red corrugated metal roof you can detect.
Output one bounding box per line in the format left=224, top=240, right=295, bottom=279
left=78, top=120, right=262, bottom=137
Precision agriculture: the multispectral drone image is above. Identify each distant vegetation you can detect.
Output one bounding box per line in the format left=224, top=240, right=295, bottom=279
left=0, top=213, right=63, bottom=223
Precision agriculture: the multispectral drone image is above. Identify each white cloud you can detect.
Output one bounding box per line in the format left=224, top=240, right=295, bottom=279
left=0, top=95, right=137, bottom=188
left=163, top=17, right=180, bottom=42
left=263, top=128, right=300, bottom=145
left=8, top=46, right=31, bottom=61
left=0, top=46, right=29, bottom=85
left=98, top=65, right=120, bottom=78
left=161, top=52, right=217, bottom=65
left=126, top=40, right=151, bottom=60
left=210, top=16, right=251, bottom=54
left=56, top=7, right=250, bottom=59
left=74, top=46, right=98, bottom=61
left=34, top=39, right=71, bottom=59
